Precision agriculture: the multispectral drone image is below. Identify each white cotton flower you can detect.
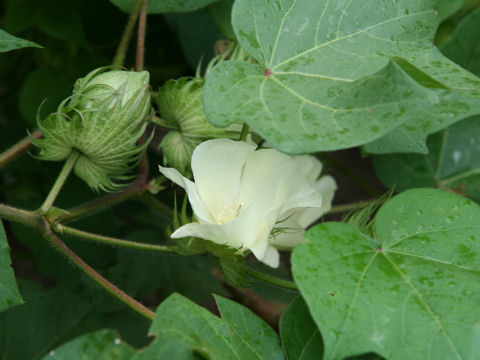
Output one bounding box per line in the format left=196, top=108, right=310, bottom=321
left=159, top=139, right=336, bottom=267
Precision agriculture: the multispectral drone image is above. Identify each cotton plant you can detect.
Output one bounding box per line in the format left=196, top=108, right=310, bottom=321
left=159, top=138, right=337, bottom=267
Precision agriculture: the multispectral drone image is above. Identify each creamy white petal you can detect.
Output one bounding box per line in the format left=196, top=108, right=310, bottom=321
left=293, top=155, right=323, bottom=184
left=314, top=175, right=337, bottom=214
left=191, top=139, right=256, bottom=220
left=270, top=208, right=306, bottom=248
left=159, top=165, right=214, bottom=223
left=259, top=246, right=280, bottom=268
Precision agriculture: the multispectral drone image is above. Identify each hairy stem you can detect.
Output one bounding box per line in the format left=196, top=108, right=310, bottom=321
left=42, top=223, right=155, bottom=321
left=39, top=151, right=80, bottom=214
left=56, top=180, right=146, bottom=223
left=135, top=0, right=148, bottom=72
left=329, top=199, right=375, bottom=214
left=0, top=203, right=43, bottom=230
left=0, top=130, right=42, bottom=170
left=56, top=224, right=177, bottom=254
left=113, top=0, right=145, bottom=67
left=245, top=267, right=298, bottom=290
left=239, top=123, right=250, bottom=141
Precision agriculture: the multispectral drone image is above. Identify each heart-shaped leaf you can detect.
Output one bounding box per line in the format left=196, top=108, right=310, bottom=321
left=0, top=221, right=22, bottom=313
left=292, top=188, right=480, bottom=360
left=203, top=0, right=479, bottom=153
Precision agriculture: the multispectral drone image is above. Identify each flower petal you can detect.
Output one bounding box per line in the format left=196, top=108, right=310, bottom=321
left=159, top=165, right=214, bottom=223
left=171, top=205, right=271, bottom=253
left=191, top=139, right=256, bottom=220
left=293, top=155, right=323, bottom=184
left=259, top=246, right=280, bottom=268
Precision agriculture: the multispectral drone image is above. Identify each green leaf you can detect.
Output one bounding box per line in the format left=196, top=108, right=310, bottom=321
left=364, top=6, right=480, bottom=154
left=280, top=297, right=323, bottom=360
left=110, top=0, right=219, bottom=14
left=203, top=0, right=464, bottom=153
left=442, top=6, right=480, bottom=79
left=0, top=28, right=41, bottom=52
left=40, top=329, right=194, bottom=360
left=150, top=293, right=283, bottom=360
left=164, top=9, right=222, bottom=71
left=40, top=330, right=136, bottom=360
left=209, top=0, right=236, bottom=39
left=436, top=0, right=467, bottom=21
left=292, top=188, right=480, bottom=360
left=373, top=116, right=480, bottom=202
left=0, top=221, right=22, bottom=313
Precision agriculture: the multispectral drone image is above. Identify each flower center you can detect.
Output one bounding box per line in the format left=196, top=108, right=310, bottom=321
left=214, top=203, right=243, bottom=224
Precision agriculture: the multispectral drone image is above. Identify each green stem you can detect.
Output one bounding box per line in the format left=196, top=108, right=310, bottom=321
left=56, top=224, right=177, bottom=254
left=0, top=203, right=43, bottom=230
left=320, top=153, right=381, bottom=197
left=42, top=225, right=155, bottom=321
left=112, top=0, right=145, bottom=67
left=245, top=267, right=298, bottom=290
left=138, top=192, right=173, bottom=219
left=0, top=130, right=42, bottom=170
left=329, top=199, right=375, bottom=214
left=39, top=151, right=80, bottom=214
left=239, top=123, right=250, bottom=141
left=56, top=181, right=145, bottom=223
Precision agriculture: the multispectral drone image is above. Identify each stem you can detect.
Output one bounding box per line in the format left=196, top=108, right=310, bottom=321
left=135, top=0, right=148, bottom=72
left=138, top=192, right=173, bottom=219
left=56, top=180, right=146, bottom=223
left=39, top=151, right=80, bottom=214
left=329, top=199, right=375, bottom=214
left=320, top=153, right=381, bottom=197
left=239, top=123, right=250, bottom=141
left=0, top=130, right=42, bottom=169
left=113, top=0, right=144, bottom=67
left=42, top=224, right=155, bottom=321
left=245, top=267, right=298, bottom=290
left=0, top=203, right=43, bottom=230
left=56, top=224, right=177, bottom=254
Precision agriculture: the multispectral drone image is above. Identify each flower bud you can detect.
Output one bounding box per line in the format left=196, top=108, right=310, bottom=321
left=154, top=77, right=241, bottom=177
left=33, top=68, right=153, bottom=192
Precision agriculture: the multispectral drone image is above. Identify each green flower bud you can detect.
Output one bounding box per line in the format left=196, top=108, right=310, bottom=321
left=153, top=77, right=241, bottom=177
left=33, top=68, right=153, bottom=192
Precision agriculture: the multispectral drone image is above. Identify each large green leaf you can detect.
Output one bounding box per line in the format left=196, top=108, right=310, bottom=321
left=280, top=297, right=323, bottom=360
left=364, top=6, right=480, bottom=153
left=203, top=0, right=480, bottom=153
left=0, top=221, right=22, bottom=312
left=373, top=116, right=480, bottom=202
left=40, top=329, right=195, bottom=360
left=150, top=293, right=284, bottom=360
left=292, top=188, right=480, bottom=360
left=0, top=28, right=41, bottom=52
left=110, top=0, right=219, bottom=14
